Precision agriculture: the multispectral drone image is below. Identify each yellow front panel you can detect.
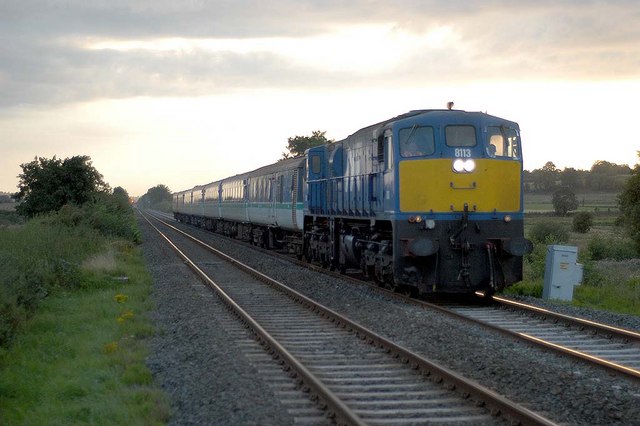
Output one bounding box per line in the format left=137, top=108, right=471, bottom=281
left=399, top=159, right=521, bottom=212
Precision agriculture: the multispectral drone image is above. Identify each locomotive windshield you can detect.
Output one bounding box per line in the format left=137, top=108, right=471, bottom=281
left=445, top=125, right=476, bottom=147
left=487, top=126, right=520, bottom=159
left=399, top=125, right=435, bottom=157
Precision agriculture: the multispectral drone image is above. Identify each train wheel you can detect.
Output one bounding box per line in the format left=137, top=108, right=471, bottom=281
left=396, top=285, right=417, bottom=298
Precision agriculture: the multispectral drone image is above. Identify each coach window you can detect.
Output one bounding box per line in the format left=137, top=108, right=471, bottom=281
left=445, top=125, right=476, bottom=147
left=399, top=125, right=435, bottom=157
left=277, top=175, right=284, bottom=203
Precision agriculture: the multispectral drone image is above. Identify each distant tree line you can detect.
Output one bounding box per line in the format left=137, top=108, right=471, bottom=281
left=137, top=184, right=173, bottom=212
left=524, top=160, right=631, bottom=193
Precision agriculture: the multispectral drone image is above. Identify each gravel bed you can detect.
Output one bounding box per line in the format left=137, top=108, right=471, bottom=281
left=143, top=216, right=640, bottom=425
left=142, top=216, right=640, bottom=425
left=140, top=218, right=303, bottom=425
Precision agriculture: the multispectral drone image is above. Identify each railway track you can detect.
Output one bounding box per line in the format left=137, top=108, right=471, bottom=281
left=438, top=294, right=640, bottom=380
left=141, top=210, right=555, bottom=425
left=152, top=210, right=640, bottom=382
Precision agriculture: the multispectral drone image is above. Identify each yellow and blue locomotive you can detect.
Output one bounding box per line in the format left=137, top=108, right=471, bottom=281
left=173, top=107, right=532, bottom=295
left=305, top=107, right=531, bottom=295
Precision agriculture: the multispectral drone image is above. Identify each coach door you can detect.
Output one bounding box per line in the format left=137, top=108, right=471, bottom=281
left=269, top=175, right=283, bottom=225
left=291, top=169, right=298, bottom=228
left=307, top=147, right=326, bottom=215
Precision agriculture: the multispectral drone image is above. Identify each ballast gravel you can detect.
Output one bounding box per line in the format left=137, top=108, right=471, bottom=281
left=141, top=220, right=301, bottom=425
left=140, top=215, right=640, bottom=425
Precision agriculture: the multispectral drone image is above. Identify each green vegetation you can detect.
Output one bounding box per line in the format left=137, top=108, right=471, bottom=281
left=524, top=160, right=631, bottom=195
left=136, top=184, right=173, bottom=212
left=0, top=241, right=168, bottom=424
left=572, top=211, right=593, bottom=233
left=281, top=130, right=333, bottom=159
left=0, top=209, right=23, bottom=227
left=0, top=157, right=168, bottom=424
left=505, top=189, right=640, bottom=315
left=13, top=155, right=108, bottom=218
left=527, top=219, right=570, bottom=245
left=618, top=153, right=640, bottom=252
left=552, top=186, right=578, bottom=216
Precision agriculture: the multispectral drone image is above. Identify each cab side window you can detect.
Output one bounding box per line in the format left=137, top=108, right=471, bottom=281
left=487, top=126, right=520, bottom=158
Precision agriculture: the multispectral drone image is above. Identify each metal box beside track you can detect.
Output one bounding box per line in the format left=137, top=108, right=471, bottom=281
left=543, top=245, right=584, bottom=301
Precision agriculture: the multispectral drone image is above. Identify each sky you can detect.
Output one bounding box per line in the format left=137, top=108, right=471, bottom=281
left=1, top=1, right=639, bottom=197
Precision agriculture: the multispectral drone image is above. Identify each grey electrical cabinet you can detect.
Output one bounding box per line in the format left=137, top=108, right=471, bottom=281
left=542, top=245, right=584, bottom=301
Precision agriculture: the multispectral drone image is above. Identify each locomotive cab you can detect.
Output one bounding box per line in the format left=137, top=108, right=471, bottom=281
left=393, top=115, right=532, bottom=294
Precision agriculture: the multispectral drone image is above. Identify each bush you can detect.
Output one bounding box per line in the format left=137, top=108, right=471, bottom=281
left=0, top=210, right=23, bottom=227
left=528, top=220, right=570, bottom=244
left=552, top=186, right=578, bottom=216
left=0, top=193, right=139, bottom=348
left=618, top=157, right=640, bottom=253
left=503, top=280, right=543, bottom=297
left=588, top=235, right=638, bottom=261
left=572, top=211, right=593, bottom=233
left=50, top=194, right=139, bottom=243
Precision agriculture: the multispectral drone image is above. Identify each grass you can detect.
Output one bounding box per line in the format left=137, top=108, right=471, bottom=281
left=573, top=277, right=640, bottom=314
left=0, top=241, right=169, bottom=425
left=0, top=197, right=169, bottom=425
left=524, top=191, right=620, bottom=213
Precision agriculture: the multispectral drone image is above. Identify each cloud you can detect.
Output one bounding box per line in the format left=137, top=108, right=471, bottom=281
left=1, top=0, right=639, bottom=109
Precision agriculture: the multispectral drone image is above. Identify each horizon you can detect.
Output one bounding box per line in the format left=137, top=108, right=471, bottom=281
left=1, top=155, right=635, bottom=197
left=2, top=1, right=639, bottom=196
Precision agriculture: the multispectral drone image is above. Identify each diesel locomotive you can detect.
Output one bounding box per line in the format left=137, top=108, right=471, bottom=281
left=173, top=108, right=532, bottom=295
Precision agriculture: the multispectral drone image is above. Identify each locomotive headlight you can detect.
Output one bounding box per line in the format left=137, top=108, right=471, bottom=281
left=453, top=159, right=476, bottom=173
left=504, top=215, right=512, bottom=223
left=424, top=219, right=436, bottom=230
left=464, top=159, right=476, bottom=172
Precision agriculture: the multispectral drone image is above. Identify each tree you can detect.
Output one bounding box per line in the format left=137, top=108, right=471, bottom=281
left=572, top=211, right=593, bottom=233
left=281, top=130, right=332, bottom=159
left=529, top=161, right=559, bottom=192
left=552, top=186, right=578, bottom=216
left=590, top=160, right=631, bottom=176
left=618, top=152, right=640, bottom=252
left=560, top=167, right=584, bottom=190
left=138, top=184, right=173, bottom=212
left=112, top=186, right=131, bottom=211
left=588, top=160, right=632, bottom=191
left=13, top=155, right=108, bottom=218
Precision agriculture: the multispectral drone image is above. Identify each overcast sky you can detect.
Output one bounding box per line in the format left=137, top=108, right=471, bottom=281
left=1, top=0, right=639, bottom=196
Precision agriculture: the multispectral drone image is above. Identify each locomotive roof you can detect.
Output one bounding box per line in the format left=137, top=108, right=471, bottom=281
left=342, top=109, right=517, bottom=142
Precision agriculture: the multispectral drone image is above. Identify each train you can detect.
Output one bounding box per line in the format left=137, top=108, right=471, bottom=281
left=173, top=107, right=532, bottom=295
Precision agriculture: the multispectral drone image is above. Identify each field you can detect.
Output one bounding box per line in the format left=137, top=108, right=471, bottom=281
left=514, top=191, right=639, bottom=315
left=524, top=191, right=619, bottom=214
left=0, top=200, right=169, bottom=424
